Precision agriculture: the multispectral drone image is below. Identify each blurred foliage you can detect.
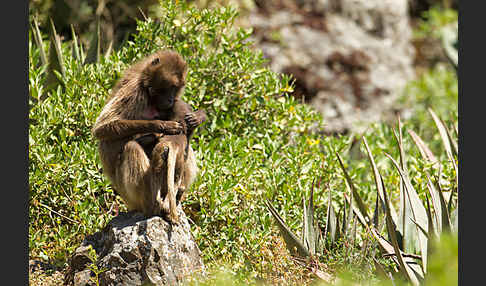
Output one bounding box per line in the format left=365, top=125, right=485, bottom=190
left=413, top=5, right=458, bottom=39
left=29, top=0, right=159, bottom=52
left=408, top=0, right=457, bottom=18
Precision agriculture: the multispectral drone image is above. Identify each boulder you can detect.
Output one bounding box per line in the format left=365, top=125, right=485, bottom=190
left=247, top=0, right=416, bottom=133
left=64, top=207, right=205, bottom=286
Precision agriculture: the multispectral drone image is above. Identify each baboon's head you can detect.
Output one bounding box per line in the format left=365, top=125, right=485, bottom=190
left=141, top=50, right=187, bottom=111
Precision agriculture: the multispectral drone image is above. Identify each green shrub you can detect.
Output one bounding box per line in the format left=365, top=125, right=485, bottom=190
left=29, top=0, right=324, bottom=275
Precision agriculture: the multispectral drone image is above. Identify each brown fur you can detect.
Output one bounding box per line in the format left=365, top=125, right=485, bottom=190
left=92, top=50, right=206, bottom=223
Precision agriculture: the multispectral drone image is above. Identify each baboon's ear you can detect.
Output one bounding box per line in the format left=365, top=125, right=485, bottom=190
left=151, top=58, right=160, bottom=65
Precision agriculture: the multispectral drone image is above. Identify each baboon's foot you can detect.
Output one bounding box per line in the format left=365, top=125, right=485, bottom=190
left=160, top=197, right=179, bottom=225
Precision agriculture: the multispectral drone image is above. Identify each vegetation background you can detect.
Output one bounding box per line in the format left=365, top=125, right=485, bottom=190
left=29, top=0, right=458, bottom=285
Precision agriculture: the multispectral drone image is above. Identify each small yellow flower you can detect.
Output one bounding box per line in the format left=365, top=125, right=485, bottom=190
left=306, top=138, right=320, bottom=146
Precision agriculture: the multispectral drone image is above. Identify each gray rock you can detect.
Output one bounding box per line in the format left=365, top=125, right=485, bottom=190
left=247, top=0, right=415, bottom=133
left=64, top=207, right=205, bottom=286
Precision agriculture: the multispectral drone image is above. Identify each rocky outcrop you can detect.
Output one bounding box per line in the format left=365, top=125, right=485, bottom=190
left=247, top=0, right=416, bottom=133
left=64, top=207, right=205, bottom=286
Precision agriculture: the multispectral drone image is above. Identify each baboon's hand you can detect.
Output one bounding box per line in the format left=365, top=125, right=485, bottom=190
left=184, top=110, right=207, bottom=129
left=155, top=120, right=184, bottom=134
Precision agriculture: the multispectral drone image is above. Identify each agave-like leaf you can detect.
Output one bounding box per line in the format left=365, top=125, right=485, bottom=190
left=70, top=24, right=81, bottom=62
left=328, top=200, right=339, bottom=247
left=323, top=187, right=331, bottom=242
left=307, top=181, right=316, bottom=255
left=429, top=109, right=457, bottom=175
left=451, top=208, right=458, bottom=233
left=341, top=186, right=355, bottom=241
left=444, top=122, right=458, bottom=158
left=425, top=175, right=442, bottom=233
left=386, top=153, right=429, bottom=274
left=373, top=257, right=392, bottom=280
left=31, top=17, right=48, bottom=66
left=427, top=174, right=452, bottom=232
left=363, top=137, right=399, bottom=228
left=315, top=223, right=323, bottom=254
left=79, top=40, right=86, bottom=63
left=392, top=125, right=416, bottom=254
left=425, top=193, right=437, bottom=238
left=302, top=196, right=308, bottom=249
left=408, top=130, right=438, bottom=165
left=373, top=194, right=381, bottom=229
left=47, top=18, right=66, bottom=88
left=372, top=227, right=424, bottom=284
left=265, top=200, right=310, bottom=257
left=84, top=16, right=101, bottom=65
left=302, top=184, right=316, bottom=255
left=379, top=185, right=422, bottom=286
left=394, top=118, right=407, bottom=172
left=336, top=153, right=370, bottom=224
left=105, top=39, right=113, bottom=59
left=447, top=188, right=456, bottom=216
left=410, top=217, right=429, bottom=239
left=342, top=194, right=347, bottom=236
left=344, top=193, right=367, bottom=228
left=50, top=18, right=66, bottom=77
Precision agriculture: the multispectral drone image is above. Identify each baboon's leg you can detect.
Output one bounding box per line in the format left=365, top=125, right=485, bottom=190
left=183, top=146, right=198, bottom=189
left=119, top=140, right=154, bottom=215
left=151, top=140, right=180, bottom=223
left=176, top=186, right=186, bottom=204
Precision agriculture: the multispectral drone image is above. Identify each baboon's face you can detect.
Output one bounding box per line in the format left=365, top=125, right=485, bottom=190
left=143, top=51, right=187, bottom=112
left=150, top=84, right=181, bottom=111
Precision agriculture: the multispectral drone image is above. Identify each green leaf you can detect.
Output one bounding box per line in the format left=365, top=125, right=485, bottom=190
left=70, top=24, right=81, bottom=62
left=265, top=200, right=310, bottom=258
left=393, top=123, right=416, bottom=254
left=31, top=17, right=48, bottom=67
left=84, top=16, right=101, bottom=65
left=408, top=129, right=438, bottom=164
left=304, top=181, right=316, bottom=255
left=372, top=194, right=380, bottom=230
left=386, top=153, right=429, bottom=274
left=344, top=193, right=367, bottom=228
left=105, top=40, right=113, bottom=59
left=429, top=109, right=457, bottom=176
left=324, top=187, right=338, bottom=248
left=47, top=18, right=66, bottom=88
left=425, top=193, right=437, bottom=238
left=336, top=152, right=370, bottom=224
left=451, top=208, right=458, bottom=233
left=379, top=183, right=422, bottom=286
left=426, top=175, right=443, bottom=234
left=363, top=137, right=399, bottom=227
left=373, top=257, right=391, bottom=279
left=426, top=174, right=452, bottom=232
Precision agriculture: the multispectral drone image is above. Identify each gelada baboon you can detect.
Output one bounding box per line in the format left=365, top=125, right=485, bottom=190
left=92, top=50, right=206, bottom=223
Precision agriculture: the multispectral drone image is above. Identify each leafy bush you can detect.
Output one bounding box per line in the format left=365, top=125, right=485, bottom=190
left=29, top=0, right=323, bottom=274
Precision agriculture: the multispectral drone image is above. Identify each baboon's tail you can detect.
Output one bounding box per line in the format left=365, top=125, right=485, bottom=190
left=166, top=142, right=179, bottom=222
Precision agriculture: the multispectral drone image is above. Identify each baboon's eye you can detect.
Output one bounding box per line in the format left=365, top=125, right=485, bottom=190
left=151, top=58, right=160, bottom=65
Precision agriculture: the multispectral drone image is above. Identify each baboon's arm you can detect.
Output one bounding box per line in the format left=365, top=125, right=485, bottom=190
left=92, top=119, right=181, bottom=141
